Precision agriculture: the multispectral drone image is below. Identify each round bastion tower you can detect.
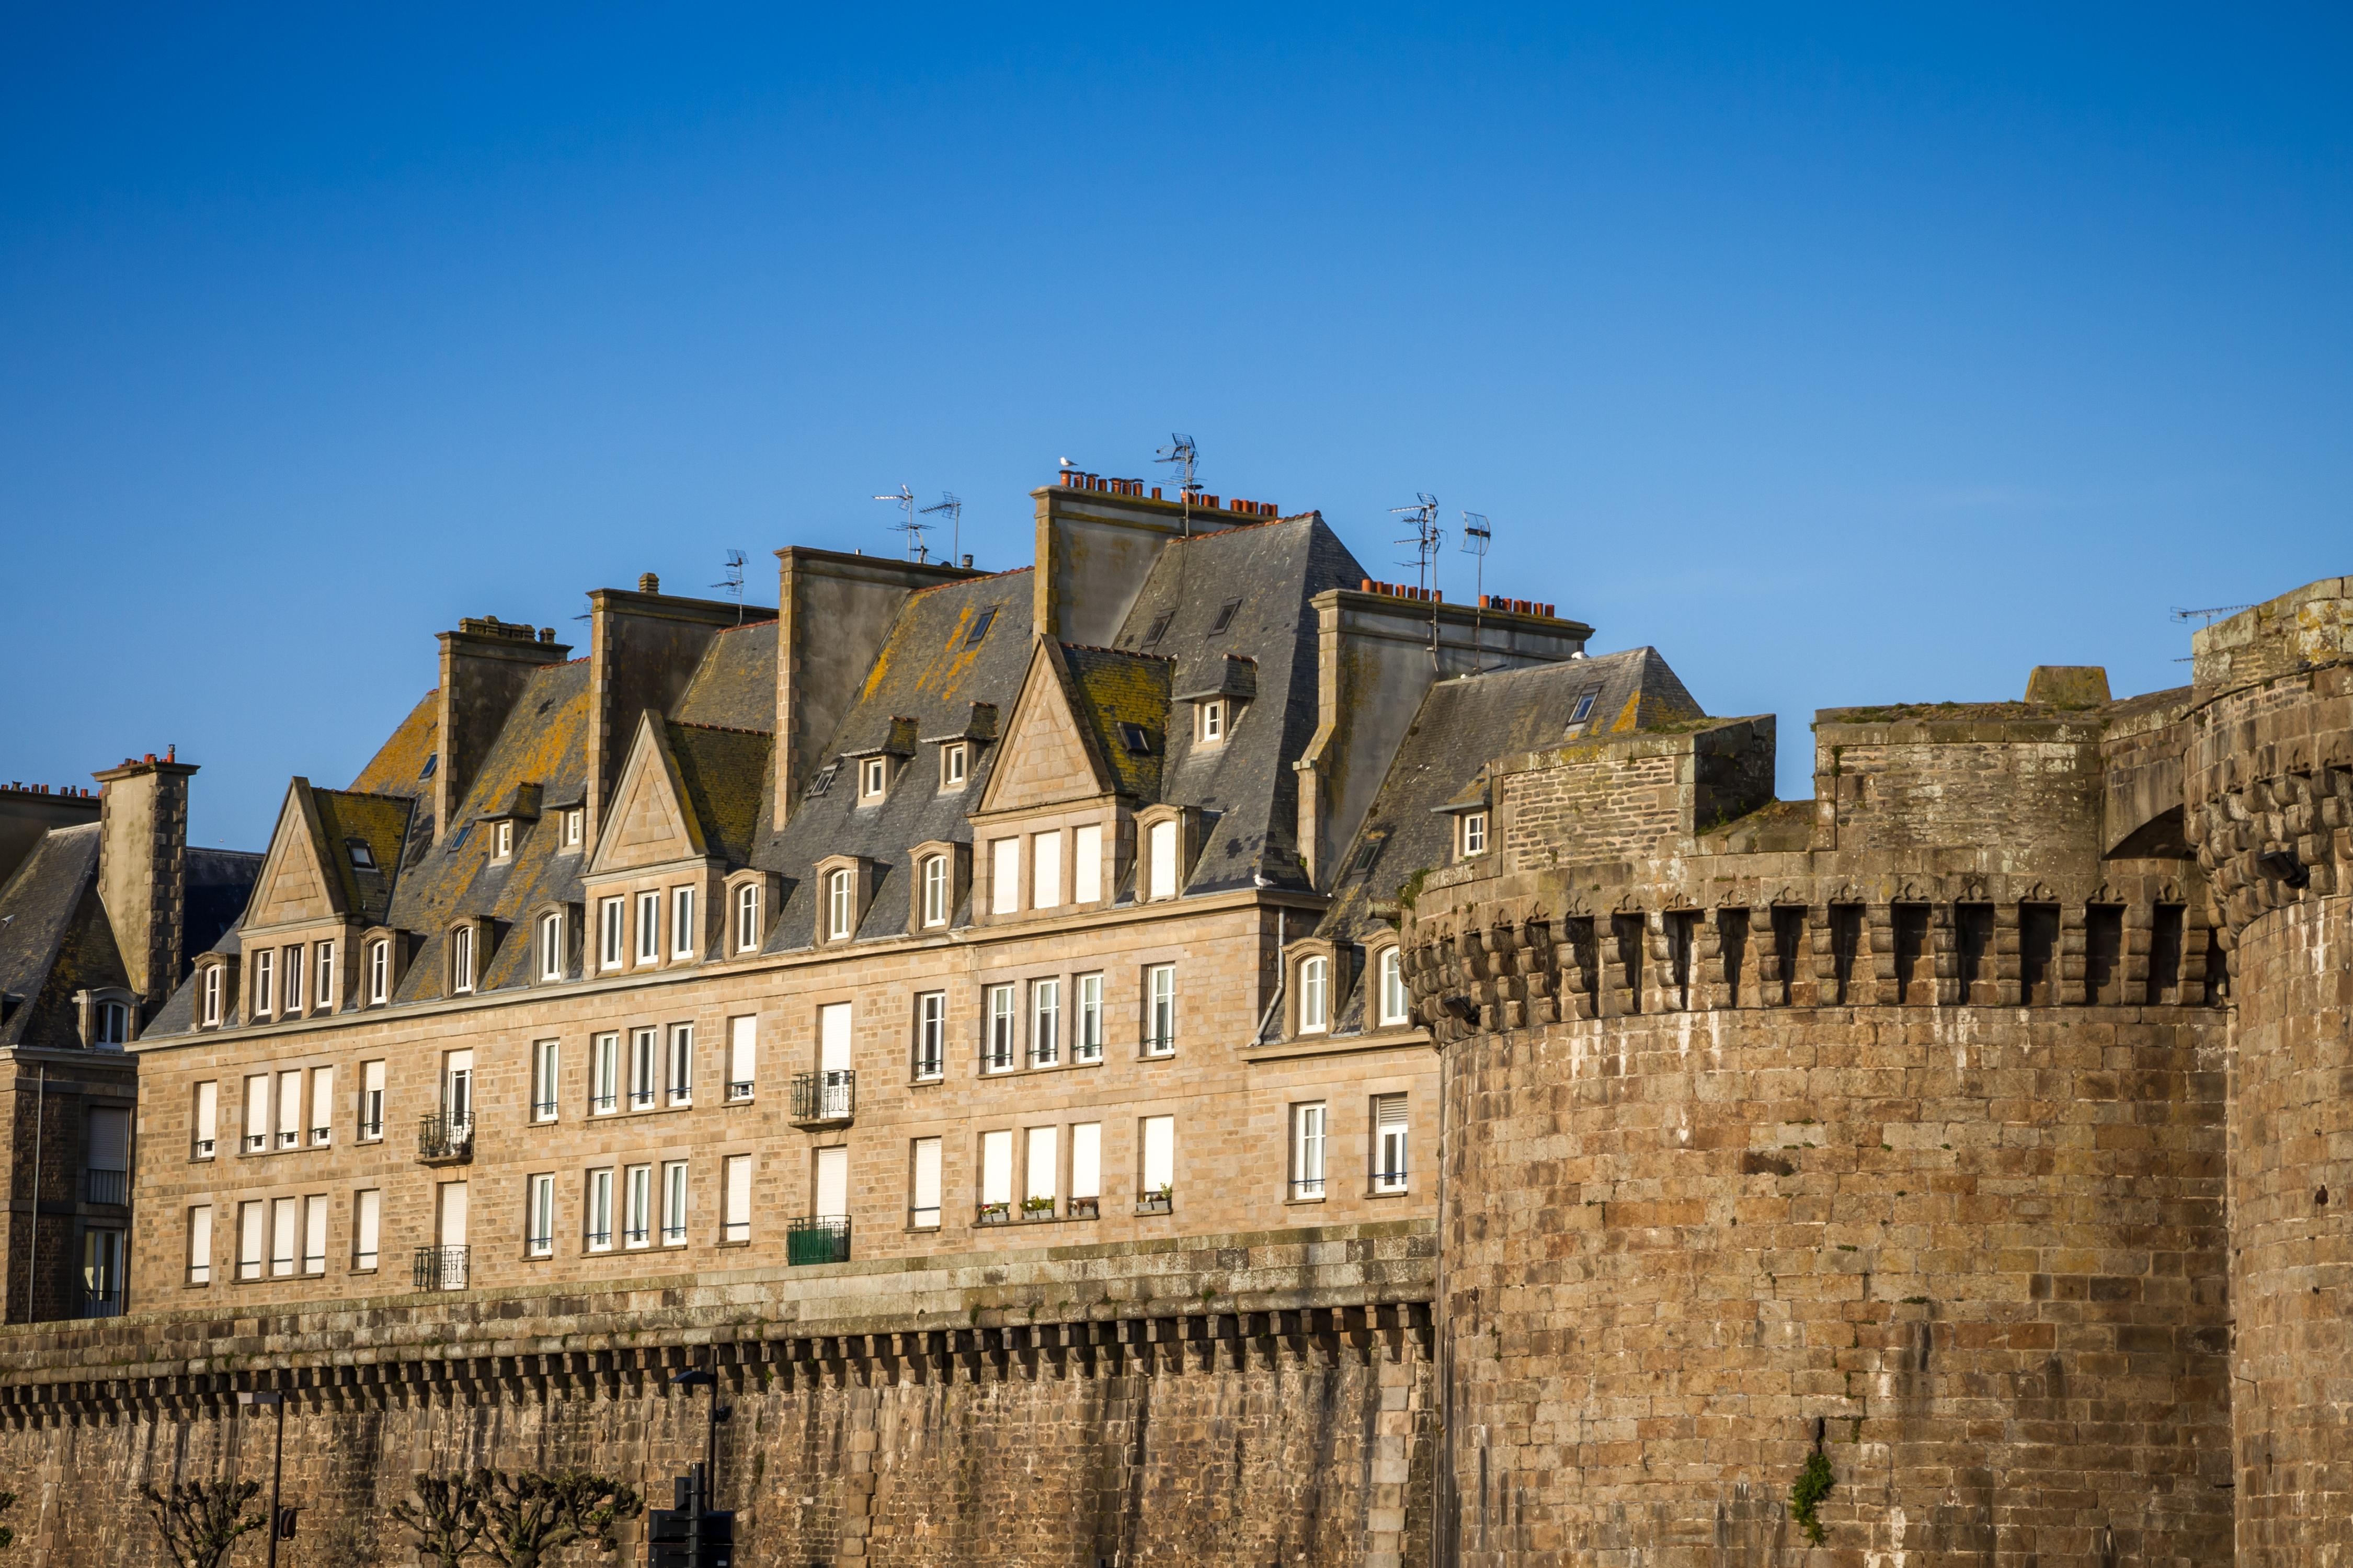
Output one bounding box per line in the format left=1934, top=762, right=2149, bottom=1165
left=1395, top=598, right=2353, bottom=1564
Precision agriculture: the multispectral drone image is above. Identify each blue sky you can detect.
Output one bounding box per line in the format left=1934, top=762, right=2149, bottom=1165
left=4, top=5, right=2348, bottom=850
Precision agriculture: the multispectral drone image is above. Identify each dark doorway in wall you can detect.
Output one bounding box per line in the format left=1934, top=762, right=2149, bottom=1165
left=2085, top=906, right=2124, bottom=1004
left=1830, top=906, right=1863, bottom=1005
left=1956, top=905, right=1994, bottom=1003
left=2019, top=905, right=2061, bottom=1005
left=1717, top=908, right=1750, bottom=1008
left=1771, top=906, right=1806, bottom=1006
left=2149, top=905, right=2185, bottom=1003
left=1892, top=905, right=1930, bottom=1003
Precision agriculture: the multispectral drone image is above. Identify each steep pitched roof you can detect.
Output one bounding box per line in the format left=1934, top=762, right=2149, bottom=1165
left=1060, top=644, right=1172, bottom=802
left=348, top=690, right=440, bottom=798
left=667, top=723, right=771, bottom=866
left=675, top=620, right=778, bottom=733
left=0, top=823, right=119, bottom=1048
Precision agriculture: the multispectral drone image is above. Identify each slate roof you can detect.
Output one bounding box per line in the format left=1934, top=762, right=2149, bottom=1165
left=667, top=722, right=772, bottom=867
left=675, top=621, right=779, bottom=733
left=0, top=825, right=117, bottom=1048
left=1315, top=647, right=1706, bottom=1018
left=307, top=789, right=414, bottom=926
left=349, top=690, right=440, bottom=799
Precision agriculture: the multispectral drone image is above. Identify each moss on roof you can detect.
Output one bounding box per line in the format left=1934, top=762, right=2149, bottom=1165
left=1061, top=645, right=1172, bottom=800
left=667, top=722, right=772, bottom=865
left=349, top=690, right=439, bottom=797
left=308, top=789, right=415, bottom=925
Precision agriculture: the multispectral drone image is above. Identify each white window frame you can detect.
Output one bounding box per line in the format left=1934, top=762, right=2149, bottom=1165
left=282, top=944, right=303, bottom=1014
left=914, top=991, right=945, bottom=1081
left=201, top=964, right=223, bottom=1026
left=722, top=1154, right=751, bottom=1243
left=1298, top=955, right=1329, bottom=1034
left=538, top=910, right=564, bottom=982
left=270, top=1195, right=298, bottom=1277
left=494, top=819, right=513, bottom=860
left=635, top=890, right=660, bottom=965
left=353, top=1188, right=381, bottom=1271
left=1292, top=1102, right=1328, bottom=1200
left=1073, top=823, right=1102, bottom=905
left=253, top=949, right=275, bottom=1018
left=587, top=1169, right=614, bottom=1251
left=309, top=1066, right=334, bottom=1146
left=990, top=838, right=1019, bottom=914
left=526, top=1173, right=555, bottom=1257
left=1378, top=946, right=1409, bottom=1027
left=985, top=984, right=1016, bottom=1072
left=1145, top=964, right=1176, bottom=1056
left=450, top=925, right=475, bottom=995
left=667, top=1023, right=693, bottom=1106
left=192, top=1081, right=218, bottom=1159
left=1031, top=831, right=1061, bottom=910
left=735, top=882, right=761, bottom=953
left=624, top=1163, right=653, bottom=1247
left=921, top=855, right=949, bottom=927
left=828, top=868, right=856, bottom=941
left=591, top=1032, right=620, bottom=1114
left=276, top=1069, right=303, bottom=1150
left=629, top=1027, right=657, bottom=1109
left=672, top=886, right=696, bottom=959
left=188, top=1204, right=213, bottom=1285
left=302, top=1193, right=328, bottom=1275
left=367, top=940, right=390, bottom=1005
left=315, top=943, right=335, bottom=1012
left=1198, top=699, right=1225, bottom=743
left=532, top=1039, right=559, bottom=1122
left=661, top=1160, right=688, bottom=1245
left=1030, top=977, right=1061, bottom=1068
left=599, top=897, right=625, bottom=970
left=563, top=808, right=584, bottom=848
left=726, top=1015, right=757, bottom=1101
left=1461, top=810, right=1488, bottom=856
left=236, top=1200, right=264, bottom=1280
left=360, top=1060, right=385, bottom=1141
left=1075, top=972, right=1103, bottom=1063
left=941, top=743, right=967, bottom=790
left=1373, top=1094, right=1409, bottom=1193
left=910, top=1137, right=942, bottom=1229
left=1147, top=820, right=1179, bottom=901
left=243, top=1073, right=269, bottom=1152
left=861, top=757, right=888, bottom=800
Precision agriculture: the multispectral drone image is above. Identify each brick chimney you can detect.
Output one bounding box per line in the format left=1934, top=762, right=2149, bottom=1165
left=436, top=617, right=571, bottom=842
left=89, top=750, right=199, bottom=1006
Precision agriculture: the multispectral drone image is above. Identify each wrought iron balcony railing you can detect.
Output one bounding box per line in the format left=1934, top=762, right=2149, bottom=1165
left=417, top=1113, right=474, bottom=1164
left=413, top=1245, right=469, bottom=1291
left=785, top=1216, right=850, bottom=1266
left=790, top=1070, right=855, bottom=1126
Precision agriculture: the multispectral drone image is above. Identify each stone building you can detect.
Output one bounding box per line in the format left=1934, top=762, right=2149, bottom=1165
left=0, top=758, right=257, bottom=1323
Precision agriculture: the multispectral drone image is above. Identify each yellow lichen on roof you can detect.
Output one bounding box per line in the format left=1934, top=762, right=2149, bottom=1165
left=311, top=791, right=415, bottom=919
left=1062, top=646, right=1171, bottom=800
left=665, top=723, right=771, bottom=864
left=349, top=690, right=439, bottom=796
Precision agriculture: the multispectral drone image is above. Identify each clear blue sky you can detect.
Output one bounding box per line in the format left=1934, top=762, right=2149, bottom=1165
left=4, top=6, right=2347, bottom=850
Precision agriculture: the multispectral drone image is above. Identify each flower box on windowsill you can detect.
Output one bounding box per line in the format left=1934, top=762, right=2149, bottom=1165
left=976, top=1202, right=1012, bottom=1227
left=1019, top=1199, right=1056, bottom=1222
left=1068, top=1197, right=1100, bottom=1220
left=1135, top=1189, right=1173, bottom=1216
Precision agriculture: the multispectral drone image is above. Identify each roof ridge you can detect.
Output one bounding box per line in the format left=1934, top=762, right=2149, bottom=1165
left=1167, top=512, right=1313, bottom=545
left=907, top=565, right=1033, bottom=598
left=667, top=719, right=774, bottom=738
left=1061, top=642, right=1173, bottom=662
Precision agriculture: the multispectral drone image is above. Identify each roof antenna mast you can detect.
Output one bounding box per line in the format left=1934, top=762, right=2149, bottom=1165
left=1391, top=493, right=1443, bottom=668
left=874, top=484, right=928, bottom=563
left=712, top=548, right=749, bottom=623
left=920, top=491, right=964, bottom=567
left=1460, top=512, right=1492, bottom=676
left=1156, top=433, right=1200, bottom=537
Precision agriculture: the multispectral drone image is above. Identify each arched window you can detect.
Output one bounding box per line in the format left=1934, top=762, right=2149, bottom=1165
left=367, top=939, right=390, bottom=1004
left=200, top=965, right=223, bottom=1027
left=828, top=868, right=856, bottom=940
left=450, top=925, right=476, bottom=994
left=1147, top=819, right=1180, bottom=900
left=1377, top=946, right=1409, bottom=1026
left=94, top=1000, right=130, bottom=1047
left=735, top=882, right=761, bottom=953
left=1298, top=955, right=1329, bottom=1034
left=922, top=855, right=949, bottom=927
left=538, top=910, right=565, bottom=982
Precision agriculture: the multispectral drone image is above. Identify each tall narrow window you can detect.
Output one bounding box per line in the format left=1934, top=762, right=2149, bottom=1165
left=283, top=945, right=304, bottom=1013
left=727, top=1015, right=757, bottom=1100
left=941, top=742, right=968, bottom=789
left=980, top=1130, right=1014, bottom=1220
left=672, top=886, right=696, bottom=959
left=667, top=1023, right=694, bottom=1105
left=539, top=911, right=565, bottom=981
left=253, top=949, right=275, bottom=1018
left=1198, top=699, right=1224, bottom=742
left=1298, top=956, right=1330, bottom=1034
left=1076, top=973, right=1103, bottom=1062
left=353, top=1189, right=381, bottom=1271
left=1146, top=965, right=1176, bottom=1055
left=624, top=1164, right=653, bottom=1247
left=360, top=1061, right=385, bottom=1140
left=367, top=939, right=390, bottom=1004
left=662, top=1161, right=688, bottom=1244
left=526, top=1174, right=554, bottom=1257
left=237, top=1201, right=264, bottom=1280
left=861, top=757, right=888, bottom=799
left=1373, top=1095, right=1409, bottom=1193
left=309, top=1066, right=334, bottom=1146
left=563, top=808, right=584, bottom=847
left=1070, top=1124, right=1102, bottom=1212
left=188, top=1205, right=213, bottom=1285
left=277, top=1069, right=303, bottom=1150
left=315, top=943, right=336, bottom=1011
left=828, top=868, right=856, bottom=940
left=629, top=1028, right=656, bottom=1109
left=600, top=898, right=625, bottom=970
left=922, top=855, right=950, bottom=927
left=1025, top=1126, right=1058, bottom=1216
left=303, top=1194, right=328, bottom=1275
left=494, top=819, right=514, bottom=859
left=736, top=882, right=761, bottom=953
left=1292, top=1103, right=1328, bottom=1199
left=587, top=1169, right=614, bottom=1251
left=243, top=1074, right=269, bottom=1152
left=532, top=1039, right=559, bottom=1121
left=1139, top=1116, right=1175, bottom=1208
left=909, top=1137, right=942, bottom=1229
left=914, top=992, right=946, bottom=1080
left=1147, top=820, right=1178, bottom=900
left=986, top=984, right=1016, bottom=1072
left=193, top=1081, right=219, bottom=1159
left=451, top=926, right=476, bottom=994
left=1073, top=823, right=1102, bottom=905
left=1030, top=978, right=1061, bottom=1068
left=722, top=1155, right=751, bottom=1243
left=636, top=891, right=661, bottom=964
left=442, top=1049, right=473, bottom=1128
left=201, top=965, right=223, bottom=1026
left=591, top=1033, right=620, bottom=1113
left=990, top=838, right=1019, bottom=914
left=270, top=1196, right=298, bottom=1277
left=1032, top=831, right=1061, bottom=910
left=1378, top=947, right=1409, bottom=1026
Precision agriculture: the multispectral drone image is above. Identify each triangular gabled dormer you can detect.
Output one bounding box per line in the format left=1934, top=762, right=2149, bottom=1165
left=976, top=640, right=1120, bottom=816
left=585, top=712, right=711, bottom=876
left=244, top=780, right=348, bottom=931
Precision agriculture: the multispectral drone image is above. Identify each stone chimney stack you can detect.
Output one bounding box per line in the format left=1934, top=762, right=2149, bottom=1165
left=435, top=617, right=570, bottom=842
left=89, top=750, right=198, bottom=1006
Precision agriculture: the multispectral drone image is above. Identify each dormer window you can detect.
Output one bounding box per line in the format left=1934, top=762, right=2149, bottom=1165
left=922, top=855, right=949, bottom=927
left=828, top=868, right=856, bottom=940
left=94, top=1000, right=131, bottom=1047
left=450, top=924, right=477, bottom=994
left=366, top=938, right=390, bottom=1004
left=493, top=820, right=515, bottom=860
left=537, top=910, right=565, bottom=982
left=1460, top=811, right=1488, bottom=857
left=200, top=964, right=224, bottom=1027
left=561, top=808, right=584, bottom=848
left=1297, top=956, right=1329, bottom=1034
left=1376, top=946, right=1409, bottom=1027
left=860, top=758, right=889, bottom=801
left=1118, top=723, right=1153, bottom=756
left=941, top=743, right=968, bottom=791
left=1196, top=700, right=1227, bottom=745
left=735, top=882, right=761, bottom=953
left=347, top=839, right=376, bottom=871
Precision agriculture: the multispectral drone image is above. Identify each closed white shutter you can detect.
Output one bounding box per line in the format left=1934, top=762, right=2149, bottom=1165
left=309, top=1067, right=334, bottom=1141
left=188, top=1205, right=212, bottom=1279
left=980, top=1130, right=1013, bottom=1207
left=912, top=1138, right=942, bottom=1214
left=277, top=1071, right=303, bottom=1143
left=819, top=1003, right=852, bottom=1073
left=1032, top=831, right=1061, bottom=909
left=271, top=1197, right=298, bottom=1276
left=728, top=1016, right=757, bottom=1090
left=244, top=1075, right=269, bottom=1147
left=1140, top=1116, right=1174, bottom=1193
left=86, top=1107, right=129, bottom=1171
left=1148, top=821, right=1178, bottom=900
left=304, top=1195, right=327, bottom=1272
left=991, top=838, right=1020, bottom=914
left=1073, top=823, right=1101, bottom=904
left=438, top=1181, right=469, bottom=1247
left=355, top=1190, right=381, bottom=1266
left=194, top=1082, right=218, bottom=1151
left=1070, top=1123, right=1101, bottom=1199
left=1026, top=1127, right=1057, bottom=1203
left=238, top=1201, right=264, bottom=1277
left=724, top=1155, right=752, bottom=1239
left=813, top=1147, right=849, bottom=1220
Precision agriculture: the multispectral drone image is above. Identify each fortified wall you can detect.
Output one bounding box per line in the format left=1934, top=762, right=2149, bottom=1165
left=1400, top=577, right=2353, bottom=1566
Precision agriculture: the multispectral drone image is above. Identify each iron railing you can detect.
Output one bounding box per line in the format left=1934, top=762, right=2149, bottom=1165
left=785, top=1216, right=850, bottom=1266
left=1144, top=1034, right=1175, bottom=1057
left=726, top=1079, right=755, bottom=1101
left=790, top=1070, right=855, bottom=1126
left=908, top=1205, right=941, bottom=1229
left=1289, top=1177, right=1326, bottom=1200
left=417, top=1113, right=473, bottom=1163
left=413, top=1245, right=469, bottom=1291
left=84, top=1168, right=129, bottom=1206
left=1372, top=1170, right=1409, bottom=1193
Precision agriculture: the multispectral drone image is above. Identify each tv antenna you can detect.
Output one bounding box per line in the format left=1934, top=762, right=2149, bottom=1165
left=874, top=484, right=928, bottom=562
left=920, top=491, right=965, bottom=566
left=2171, top=603, right=2253, bottom=626
left=1156, top=433, right=1200, bottom=536
left=1461, top=512, right=1492, bottom=673
left=712, top=548, right=749, bottom=622
left=1391, top=493, right=1444, bottom=667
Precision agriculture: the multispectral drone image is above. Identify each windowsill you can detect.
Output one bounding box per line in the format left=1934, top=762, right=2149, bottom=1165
left=714, top=1238, right=750, bottom=1250
left=1284, top=1195, right=1328, bottom=1206
left=524, top=1251, right=552, bottom=1262
left=184, top=1279, right=210, bottom=1289
left=1368, top=1187, right=1411, bottom=1199
left=910, top=1074, right=943, bottom=1088
left=351, top=1266, right=379, bottom=1276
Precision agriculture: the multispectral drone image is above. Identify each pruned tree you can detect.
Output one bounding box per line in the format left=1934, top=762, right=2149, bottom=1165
left=140, top=1479, right=265, bottom=1568
left=0, top=1486, right=17, bottom=1551
left=473, top=1470, right=642, bottom=1568
left=389, top=1472, right=487, bottom=1568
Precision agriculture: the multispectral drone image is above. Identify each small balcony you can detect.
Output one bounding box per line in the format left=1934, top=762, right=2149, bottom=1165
left=84, top=1168, right=129, bottom=1207
left=790, top=1070, right=855, bottom=1127
left=417, top=1113, right=474, bottom=1164
left=785, top=1216, right=850, bottom=1266
left=414, top=1245, right=469, bottom=1291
